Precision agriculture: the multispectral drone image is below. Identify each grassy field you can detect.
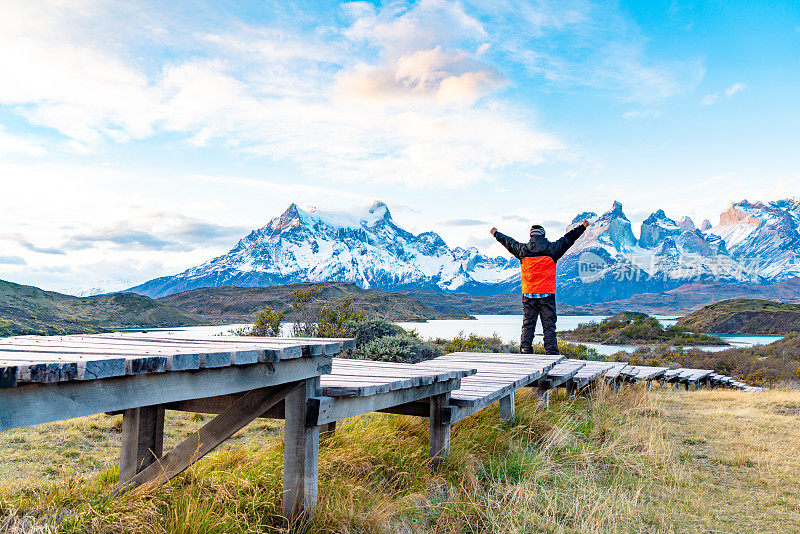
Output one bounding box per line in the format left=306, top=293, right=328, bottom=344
left=1, top=386, right=799, bottom=533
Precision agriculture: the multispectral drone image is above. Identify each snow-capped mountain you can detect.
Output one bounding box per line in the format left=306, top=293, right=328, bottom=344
left=128, top=198, right=800, bottom=305
left=129, top=201, right=519, bottom=298
left=708, top=199, right=800, bottom=281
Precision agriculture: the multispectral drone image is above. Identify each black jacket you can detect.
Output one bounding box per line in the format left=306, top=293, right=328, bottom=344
left=494, top=224, right=586, bottom=261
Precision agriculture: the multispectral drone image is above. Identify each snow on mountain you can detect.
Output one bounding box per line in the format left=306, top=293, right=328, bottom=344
left=709, top=198, right=800, bottom=281
left=127, top=198, right=800, bottom=305
left=128, top=201, right=518, bottom=298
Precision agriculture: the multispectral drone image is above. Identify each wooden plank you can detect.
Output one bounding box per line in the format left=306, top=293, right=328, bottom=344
left=88, top=334, right=305, bottom=360
left=112, top=382, right=299, bottom=497
left=0, top=354, right=124, bottom=381
left=2, top=338, right=276, bottom=368
left=0, top=355, right=332, bottom=431
left=0, top=359, right=77, bottom=383
left=119, top=405, right=165, bottom=487
left=283, top=378, right=320, bottom=524
left=101, top=333, right=337, bottom=357
left=307, top=378, right=462, bottom=426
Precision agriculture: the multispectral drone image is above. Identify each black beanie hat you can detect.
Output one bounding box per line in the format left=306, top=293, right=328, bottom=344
left=530, top=225, right=545, bottom=238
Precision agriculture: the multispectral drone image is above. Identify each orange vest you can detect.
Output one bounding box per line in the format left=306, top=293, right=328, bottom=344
left=521, top=256, right=557, bottom=294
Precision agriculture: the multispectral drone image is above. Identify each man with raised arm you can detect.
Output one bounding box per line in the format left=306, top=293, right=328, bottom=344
left=490, top=219, right=590, bottom=355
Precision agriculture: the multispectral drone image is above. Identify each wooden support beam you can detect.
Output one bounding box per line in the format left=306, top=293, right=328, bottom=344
left=498, top=392, right=515, bottom=425
left=429, top=392, right=451, bottom=468
left=283, top=377, right=321, bottom=526
left=537, top=385, right=549, bottom=409
left=110, top=382, right=299, bottom=497
left=119, top=405, right=165, bottom=487
left=0, top=356, right=330, bottom=431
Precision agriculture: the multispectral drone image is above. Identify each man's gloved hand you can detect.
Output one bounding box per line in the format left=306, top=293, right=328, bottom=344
left=490, top=227, right=498, bottom=236
left=582, top=219, right=590, bottom=228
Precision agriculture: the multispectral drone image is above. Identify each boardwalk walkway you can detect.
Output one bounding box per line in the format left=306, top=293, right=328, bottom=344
left=0, top=333, right=761, bottom=522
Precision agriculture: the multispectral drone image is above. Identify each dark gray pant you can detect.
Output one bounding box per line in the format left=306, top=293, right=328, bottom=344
left=521, top=294, right=558, bottom=355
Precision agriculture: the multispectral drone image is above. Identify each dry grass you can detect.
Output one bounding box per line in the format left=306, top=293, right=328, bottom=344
left=1, top=386, right=798, bottom=533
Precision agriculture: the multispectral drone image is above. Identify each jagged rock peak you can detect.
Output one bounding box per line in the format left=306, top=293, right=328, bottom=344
left=572, top=211, right=597, bottom=224
left=700, top=219, right=712, bottom=231
left=678, top=216, right=696, bottom=232
left=719, top=202, right=761, bottom=226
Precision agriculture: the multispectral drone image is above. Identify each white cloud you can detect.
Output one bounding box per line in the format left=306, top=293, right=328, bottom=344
left=0, top=0, right=561, bottom=190
left=622, top=109, right=662, bottom=120
left=481, top=0, right=705, bottom=103
left=0, top=126, right=46, bottom=156
left=725, top=82, right=746, bottom=97
left=701, top=93, right=718, bottom=105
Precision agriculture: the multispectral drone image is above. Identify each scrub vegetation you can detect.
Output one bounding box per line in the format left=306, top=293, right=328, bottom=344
left=2, top=386, right=799, bottom=533
left=560, top=312, right=727, bottom=346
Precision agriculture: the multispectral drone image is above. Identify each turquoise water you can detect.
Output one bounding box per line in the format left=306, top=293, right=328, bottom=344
left=140, top=314, right=782, bottom=355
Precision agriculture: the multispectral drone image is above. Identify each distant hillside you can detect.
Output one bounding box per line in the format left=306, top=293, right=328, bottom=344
left=0, top=279, right=207, bottom=337
left=158, top=282, right=470, bottom=322
left=560, top=312, right=726, bottom=346
left=577, top=278, right=800, bottom=315
left=677, top=299, right=800, bottom=335
left=397, top=289, right=591, bottom=316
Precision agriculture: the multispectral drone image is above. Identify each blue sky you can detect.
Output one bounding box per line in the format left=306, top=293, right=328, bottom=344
left=0, top=0, right=798, bottom=294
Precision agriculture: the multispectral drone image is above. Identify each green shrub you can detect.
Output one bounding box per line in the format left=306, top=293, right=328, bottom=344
left=317, top=298, right=365, bottom=338
left=250, top=306, right=284, bottom=337
left=349, top=334, right=443, bottom=363
left=345, top=319, right=406, bottom=346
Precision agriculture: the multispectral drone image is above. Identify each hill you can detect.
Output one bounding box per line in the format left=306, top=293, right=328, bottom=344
left=576, top=278, right=800, bottom=315
left=677, top=298, right=800, bottom=334
left=561, top=312, right=727, bottom=345
left=0, top=279, right=207, bottom=337
left=158, top=282, right=470, bottom=322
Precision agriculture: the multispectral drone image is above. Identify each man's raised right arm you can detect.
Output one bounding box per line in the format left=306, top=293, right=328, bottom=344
left=491, top=227, right=525, bottom=258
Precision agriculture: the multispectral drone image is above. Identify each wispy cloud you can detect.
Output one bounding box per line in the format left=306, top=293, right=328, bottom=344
left=484, top=0, right=705, bottom=103
left=701, top=93, right=718, bottom=105
left=0, top=255, right=26, bottom=265
left=623, top=109, right=662, bottom=120
left=725, top=82, right=746, bottom=97
left=63, top=213, right=249, bottom=252
left=0, top=0, right=562, bottom=189
left=1, top=234, right=65, bottom=255
left=438, top=218, right=488, bottom=226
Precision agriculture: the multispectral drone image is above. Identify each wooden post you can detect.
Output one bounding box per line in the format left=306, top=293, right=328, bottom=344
left=498, top=393, right=515, bottom=425
left=566, top=381, right=576, bottom=397
left=119, top=405, right=164, bottom=488
left=283, top=377, right=321, bottom=525
left=537, top=385, right=550, bottom=409
left=429, top=392, right=451, bottom=468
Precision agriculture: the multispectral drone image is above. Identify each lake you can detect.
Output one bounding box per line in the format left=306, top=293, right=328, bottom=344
left=135, top=315, right=783, bottom=356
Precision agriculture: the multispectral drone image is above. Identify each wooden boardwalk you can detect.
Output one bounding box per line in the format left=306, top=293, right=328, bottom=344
left=0, top=334, right=762, bottom=522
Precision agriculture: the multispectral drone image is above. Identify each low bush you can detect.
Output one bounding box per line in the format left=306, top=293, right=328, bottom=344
left=348, top=334, right=443, bottom=363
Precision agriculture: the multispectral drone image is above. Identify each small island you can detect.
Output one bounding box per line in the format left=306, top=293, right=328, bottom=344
left=677, top=299, right=800, bottom=335
left=560, top=311, right=728, bottom=346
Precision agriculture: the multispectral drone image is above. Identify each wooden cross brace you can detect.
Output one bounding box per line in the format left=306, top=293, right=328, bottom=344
left=111, top=379, right=319, bottom=526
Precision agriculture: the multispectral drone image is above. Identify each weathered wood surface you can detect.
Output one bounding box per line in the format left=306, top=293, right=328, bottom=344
left=538, top=361, right=585, bottom=389
left=0, top=334, right=346, bottom=387
left=308, top=378, right=461, bottom=426
left=619, top=365, right=668, bottom=381
left=119, top=405, right=165, bottom=487
left=0, top=355, right=332, bottom=431
left=112, top=382, right=299, bottom=496
left=432, top=353, right=561, bottom=408
left=319, top=358, right=475, bottom=398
